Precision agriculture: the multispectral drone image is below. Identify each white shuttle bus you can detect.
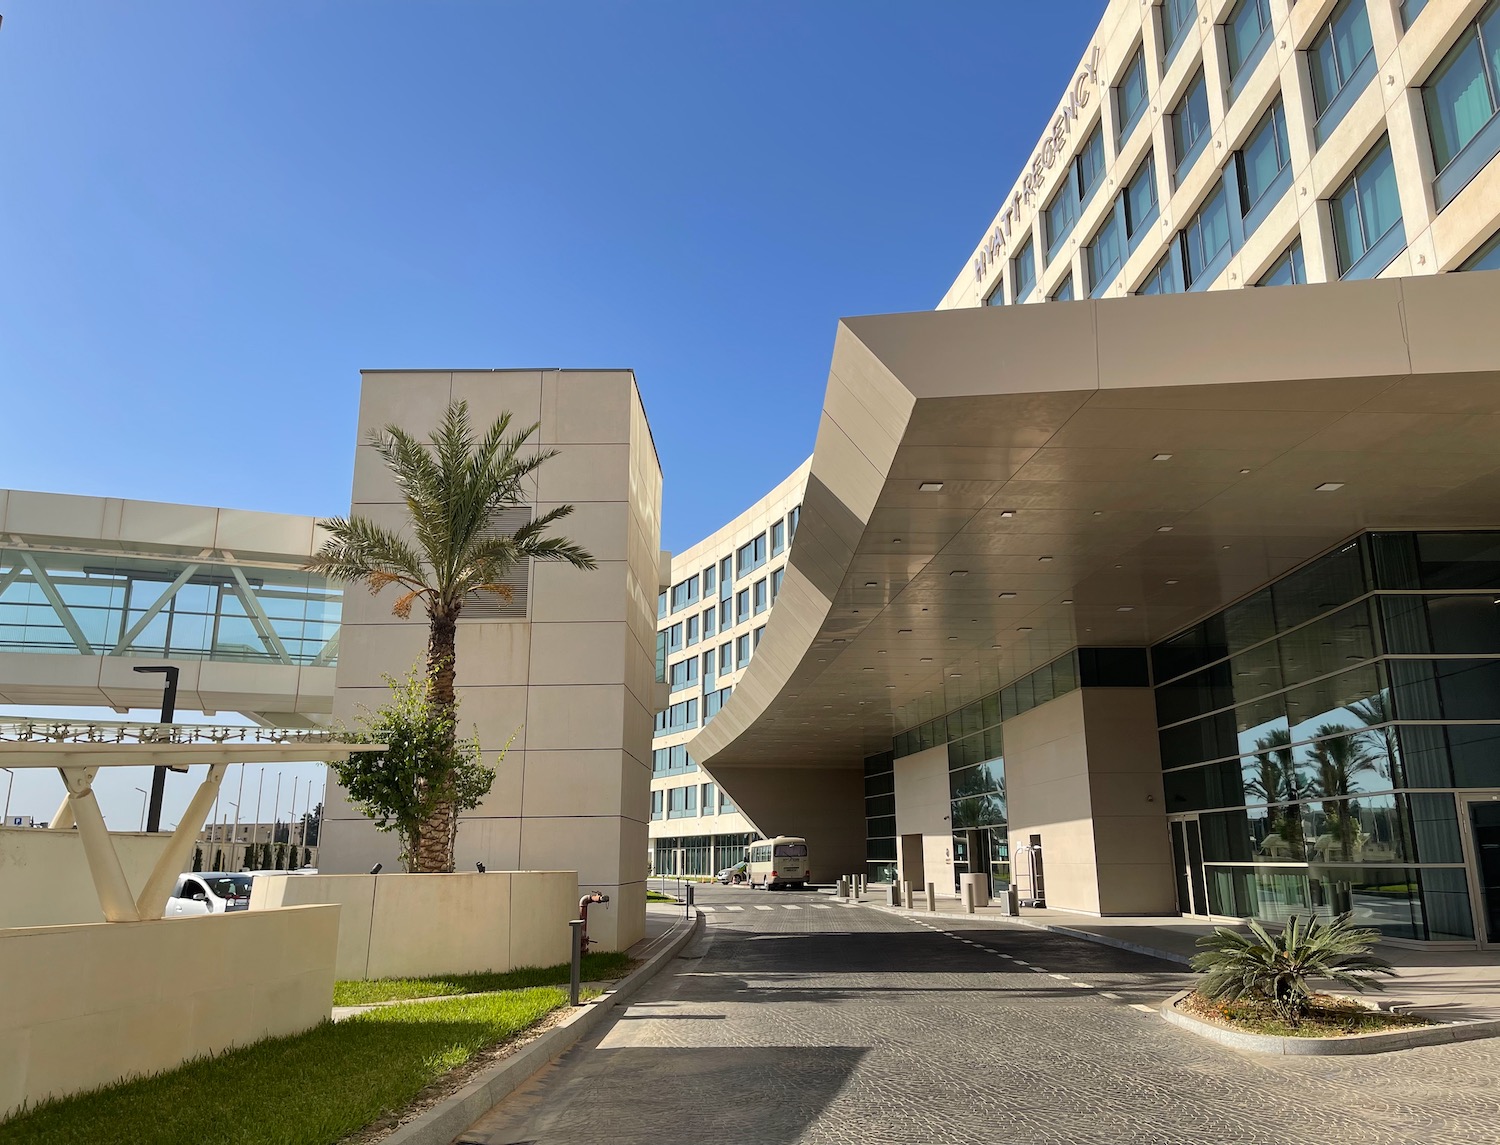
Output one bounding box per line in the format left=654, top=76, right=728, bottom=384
left=746, top=836, right=810, bottom=889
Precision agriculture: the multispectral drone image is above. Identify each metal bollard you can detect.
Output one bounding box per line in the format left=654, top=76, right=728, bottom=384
left=684, top=881, right=694, bottom=919
left=902, top=881, right=913, bottom=911
left=963, top=883, right=976, bottom=914
left=925, top=882, right=936, bottom=912
left=838, top=876, right=849, bottom=898
left=569, top=919, right=585, bottom=1006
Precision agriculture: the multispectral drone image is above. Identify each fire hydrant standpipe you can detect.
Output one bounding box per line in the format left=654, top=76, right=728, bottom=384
left=571, top=892, right=610, bottom=1006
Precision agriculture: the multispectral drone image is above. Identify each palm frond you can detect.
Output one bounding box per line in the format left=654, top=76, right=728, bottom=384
left=309, top=516, right=429, bottom=593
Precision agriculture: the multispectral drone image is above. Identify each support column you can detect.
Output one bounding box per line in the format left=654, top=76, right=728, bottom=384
left=58, top=766, right=141, bottom=922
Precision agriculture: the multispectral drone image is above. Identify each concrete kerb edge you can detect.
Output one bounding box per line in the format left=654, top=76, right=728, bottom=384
left=1159, top=989, right=1500, bottom=1055
left=382, top=910, right=706, bottom=1145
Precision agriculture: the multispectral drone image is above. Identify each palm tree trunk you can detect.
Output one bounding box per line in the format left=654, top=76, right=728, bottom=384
left=414, top=610, right=459, bottom=873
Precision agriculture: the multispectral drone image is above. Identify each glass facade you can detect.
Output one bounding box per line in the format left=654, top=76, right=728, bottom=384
left=864, top=751, right=897, bottom=882
left=0, top=548, right=341, bottom=666
left=1309, top=0, right=1375, bottom=144
left=1115, top=48, right=1148, bottom=144
left=1153, top=531, right=1500, bottom=943
left=1423, top=1, right=1500, bottom=207
left=652, top=832, right=756, bottom=877
left=1330, top=137, right=1405, bottom=279
left=1171, top=70, right=1211, bottom=179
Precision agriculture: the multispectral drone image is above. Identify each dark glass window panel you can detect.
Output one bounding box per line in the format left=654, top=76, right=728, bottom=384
left=961, top=701, right=984, bottom=738
left=1271, top=541, right=1367, bottom=629
left=1046, top=186, right=1078, bottom=253
left=1312, top=867, right=1419, bottom=939
left=867, top=815, right=897, bottom=838
left=1152, top=618, right=1226, bottom=681
left=864, top=771, right=895, bottom=798
left=1125, top=156, right=1159, bottom=235
left=1228, top=639, right=1284, bottom=705
left=866, top=837, right=898, bottom=861
left=1032, top=664, right=1055, bottom=706
left=1183, top=183, right=1232, bottom=283
left=951, top=793, right=1006, bottom=828
left=1013, top=672, right=1036, bottom=713
left=1225, top=0, right=1272, bottom=76
left=1447, top=723, right=1500, bottom=786
left=1309, top=0, right=1375, bottom=116
left=1200, top=810, right=1256, bottom=862
left=1284, top=662, right=1388, bottom=743
left=1001, top=685, right=1019, bottom=720
left=1156, top=660, right=1233, bottom=727
left=1222, top=589, right=1276, bottom=655
left=1014, top=239, right=1037, bottom=302
left=1172, top=71, right=1212, bottom=170
left=982, top=692, right=1001, bottom=728
left=1051, top=275, right=1075, bottom=302
left=1160, top=708, right=1239, bottom=768
left=1205, top=866, right=1258, bottom=917
left=1383, top=593, right=1500, bottom=654
left=1408, top=792, right=1464, bottom=863
left=864, top=751, right=894, bottom=777
left=1413, top=532, right=1500, bottom=589
left=865, top=793, right=895, bottom=818
left=1392, top=658, right=1500, bottom=721
left=1462, top=229, right=1500, bottom=270
left=1051, top=652, right=1079, bottom=695
left=1331, top=139, right=1402, bottom=275
left=950, top=760, right=1004, bottom=800
left=1396, top=724, right=1456, bottom=787
left=1163, top=759, right=1244, bottom=812
left=984, top=724, right=1004, bottom=762
left=1089, top=210, right=1125, bottom=289
left=1077, top=127, right=1106, bottom=199
left=1299, top=794, right=1413, bottom=864
left=1139, top=250, right=1181, bottom=294
left=1078, top=647, right=1150, bottom=687
left=1276, top=601, right=1378, bottom=689
left=1162, top=0, right=1196, bottom=57
left=1420, top=868, right=1475, bottom=940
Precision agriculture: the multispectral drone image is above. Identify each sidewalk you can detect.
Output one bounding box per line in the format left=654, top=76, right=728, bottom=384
left=850, top=888, right=1500, bottom=1022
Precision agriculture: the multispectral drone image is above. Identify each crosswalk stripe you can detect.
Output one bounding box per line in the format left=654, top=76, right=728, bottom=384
left=1130, top=1004, right=1156, bottom=1013
left=699, top=906, right=716, bottom=912
left=754, top=905, right=774, bottom=911
left=1099, top=991, right=1121, bottom=999
left=782, top=905, right=802, bottom=910
left=812, top=905, right=831, bottom=910
left=726, top=906, right=745, bottom=912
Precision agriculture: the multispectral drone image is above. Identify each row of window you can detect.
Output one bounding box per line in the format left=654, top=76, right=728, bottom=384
left=983, top=0, right=1500, bottom=306
left=650, top=782, right=729, bottom=821
left=659, top=507, right=801, bottom=619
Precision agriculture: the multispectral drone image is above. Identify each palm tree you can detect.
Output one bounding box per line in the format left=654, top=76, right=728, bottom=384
left=1348, top=690, right=1397, bottom=783
left=310, top=400, right=595, bottom=872
left=1305, top=723, right=1379, bottom=862
left=1247, top=727, right=1304, bottom=860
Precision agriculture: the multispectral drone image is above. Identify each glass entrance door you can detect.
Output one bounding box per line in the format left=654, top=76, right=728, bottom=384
left=1469, top=802, right=1500, bottom=945
left=1169, top=815, right=1209, bottom=916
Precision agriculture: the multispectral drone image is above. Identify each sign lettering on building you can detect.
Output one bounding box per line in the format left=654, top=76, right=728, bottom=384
left=973, top=45, right=1102, bottom=287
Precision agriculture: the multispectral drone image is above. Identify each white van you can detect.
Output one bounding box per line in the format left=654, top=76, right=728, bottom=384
left=746, top=836, right=810, bottom=889
left=164, top=873, right=255, bottom=916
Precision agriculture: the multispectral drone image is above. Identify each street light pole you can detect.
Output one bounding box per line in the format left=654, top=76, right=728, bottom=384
left=132, top=664, right=180, bottom=833
left=134, top=786, right=149, bottom=832
left=1, top=767, right=13, bottom=825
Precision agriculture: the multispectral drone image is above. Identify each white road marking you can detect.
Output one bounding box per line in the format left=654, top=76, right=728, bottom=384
left=699, top=906, right=716, bottom=912
left=812, top=905, right=831, bottom=910
left=1050, top=973, right=1072, bottom=980
left=1030, top=967, right=1048, bottom=973
left=1013, top=960, right=1030, bottom=966
left=725, top=906, right=745, bottom=912
left=782, top=905, right=802, bottom=910
left=1130, top=1004, right=1156, bottom=1013
left=754, top=905, right=774, bottom=911
left=1099, top=991, right=1121, bottom=999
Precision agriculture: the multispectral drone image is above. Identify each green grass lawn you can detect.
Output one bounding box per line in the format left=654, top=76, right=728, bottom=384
left=333, top=950, right=633, bottom=1006
left=646, top=890, right=676, bottom=902
left=0, top=987, right=581, bottom=1145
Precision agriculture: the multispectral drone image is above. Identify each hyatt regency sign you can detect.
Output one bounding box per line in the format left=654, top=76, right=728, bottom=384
left=973, top=45, right=1101, bottom=287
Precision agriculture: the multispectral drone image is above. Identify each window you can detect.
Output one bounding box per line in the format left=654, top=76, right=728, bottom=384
left=718, top=599, right=731, bottom=630
left=1224, top=0, right=1272, bottom=85
left=703, top=649, right=716, bottom=687
left=736, top=533, right=768, bottom=578
left=1043, top=126, right=1106, bottom=260
left=1258, top=239, right=1306, bottom=286
left=651, top=791, right=663, bottom=821
left=1172, top=70, right=1211, bottom=178
left=1050, top=274, right=1075, bottom=302
left=1125, top=155, right=1159, bottom=239
left=1013, top=237, right=1037, bottom=302
left=984, top=279, right=1006, bottom=306
left=669, top=575, right=699, bottom=613
left=736, top=633, right=751, bottom=668
left=736, top=589, right=750, bottom=624
left=702, top=606, right=716, bottom=639
left=721, top=790, right=735, bottom=813
left=753, top=578, right=768, bottom=614
left=1161, top=0, right=1196, bottom=66
left=1461, top=229, right=1500, bottom=271
left=1401, top=0, right=1429, bottom=28
left=771, top=519, right=786, bottom=556
left=719, top=557, right=733, bottom=597
left=1138, top=250, right=1181, bottom=294
left=686, top=614, right=699, bottom=646
left=1076, top=126, right=1106, bottom=204
left=1236, top=98, right=1291, bottom=227
left=753, top=624, right=766, bottom=648
left=702, top=564, right=716, bottom=597
left=701, top=784, right=717, bottom=815
left=667, top=622, right=683, bottom=652
left=770, top=566, right=786, bottom=603
left=1181, top=180, right=1232, bottom=287
left=1330, top=137, right=1405, bottom=279
left=1045, top=185, right=1078, bottom=258
left=1423, top=2, right=1500, bottom=208
left=1116, top=47, right=1149, bottom=142
left=1309, top=0, right=1374, bottom=140
left=1087, top=210, right=1125, bottom=293
left=719, top=643, right=732, bottom=675
left=788, top=507, right=800, bottom=539
left=657, top=592, right=667, bottom=620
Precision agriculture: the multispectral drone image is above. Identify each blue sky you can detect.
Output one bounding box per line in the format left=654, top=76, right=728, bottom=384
left=0, top=2, right=1105, bottom=825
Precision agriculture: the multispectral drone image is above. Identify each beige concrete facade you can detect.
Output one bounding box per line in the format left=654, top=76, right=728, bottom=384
left=250, top=870, right=577, bottom=979
left=320, top=369, right=663, bottom=952
left=939, top=0, right=1500, bottom=311
left=0, top=904, right=338, bottom=1118
left=0, top=827, right=173, bottom=928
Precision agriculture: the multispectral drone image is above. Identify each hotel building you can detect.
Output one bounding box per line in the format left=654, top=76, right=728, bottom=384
left=674, top=0, right=1500, bottom=947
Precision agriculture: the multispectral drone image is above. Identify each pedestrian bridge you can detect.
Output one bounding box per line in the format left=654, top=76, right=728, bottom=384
left=0, top=489, right=338, bottom=724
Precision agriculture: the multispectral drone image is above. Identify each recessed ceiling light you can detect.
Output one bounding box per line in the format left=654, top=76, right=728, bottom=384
left=999, top=592, right=1017, bottom=599
left=1116, top=606, right=1134, bottom=612
left=1157, top=525, right=1173, bottom=533
left=919, top=482, right=944, bottom=492
left=863, top=667, right=875, bottom=672
left=1062, top=598, right=1074, bottom=604
left=1092, top=510, right=1103, bottom=516
left=950, top=569, right=969, bottom=577
left=1315, top=482, right=1345, bottom=492
left=893, top=538, right=903, bottom=544
left=898, top=628, right=912, bottom=634
left=999, top=509, right=1016, bottom=518
left=1038, top=556, right=1053, bottom=563
left=878, top=649, right=887, bottom=654
left=1240, top=468, right=1251, bottom=475
left=1153, top=453, right=1173, bottom=461
left=920, top=657, right=933, bottom=662
left=1166, top=579, right=1179, bottom=585
left=948, top=636, right=958, bottom=641
left=950, top=673, right=963, bottom=678
left=886, top=684, right=896, bottom=689
left=1018, top=626, right=1033, bottom=632
left=864, top=581, right=877, bottom=587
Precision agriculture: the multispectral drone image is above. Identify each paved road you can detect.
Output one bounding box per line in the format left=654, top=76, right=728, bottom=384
left=460, top=884, right=1500, bottom=1145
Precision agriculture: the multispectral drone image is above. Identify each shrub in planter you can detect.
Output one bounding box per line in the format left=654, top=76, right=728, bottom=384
left=1190, top=912, right=1394, bottom=1025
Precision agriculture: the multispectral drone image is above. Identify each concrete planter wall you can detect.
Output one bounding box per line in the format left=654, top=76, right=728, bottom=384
left=0, top=904, right=339, bottom=1119
left=0, top=827, right=174, bottom=929
left=250, top=870, right=578, bottom=980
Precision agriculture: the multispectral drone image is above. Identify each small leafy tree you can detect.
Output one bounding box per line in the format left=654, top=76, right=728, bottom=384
left=274, top=842, right=287, bottom=870
left=1192, top=913, right=1394, bottom=1024
left=335, top=665, right=502, bottom=872
left=242, top=843, right=255, bottom=871
left=259, top=841, right=274, bottom=870
left=192, top=846, right=203, bottom=873
left=212, top=848, right=223, bottom=872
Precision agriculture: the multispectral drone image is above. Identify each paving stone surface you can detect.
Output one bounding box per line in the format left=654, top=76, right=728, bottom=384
left=459, top=884, right=1500, bottom=1145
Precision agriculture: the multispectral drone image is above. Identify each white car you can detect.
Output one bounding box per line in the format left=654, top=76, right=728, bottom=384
left=164, top=873, right=255, bottom=917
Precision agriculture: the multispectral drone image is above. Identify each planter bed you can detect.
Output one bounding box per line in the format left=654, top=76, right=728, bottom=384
left=1162, top=989, right=1500, bottom=1056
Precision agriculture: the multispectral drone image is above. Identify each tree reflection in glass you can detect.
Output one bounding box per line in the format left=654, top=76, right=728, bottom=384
left=1248, top=727, right=1308, bottom=860
left=1306, top=724, right=1381, bottom=861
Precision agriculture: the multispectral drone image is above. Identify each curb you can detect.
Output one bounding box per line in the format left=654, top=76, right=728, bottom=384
left=383, top=910, right=704, bottom=1145
left=1158, top=989, right=1500, bottom=1055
